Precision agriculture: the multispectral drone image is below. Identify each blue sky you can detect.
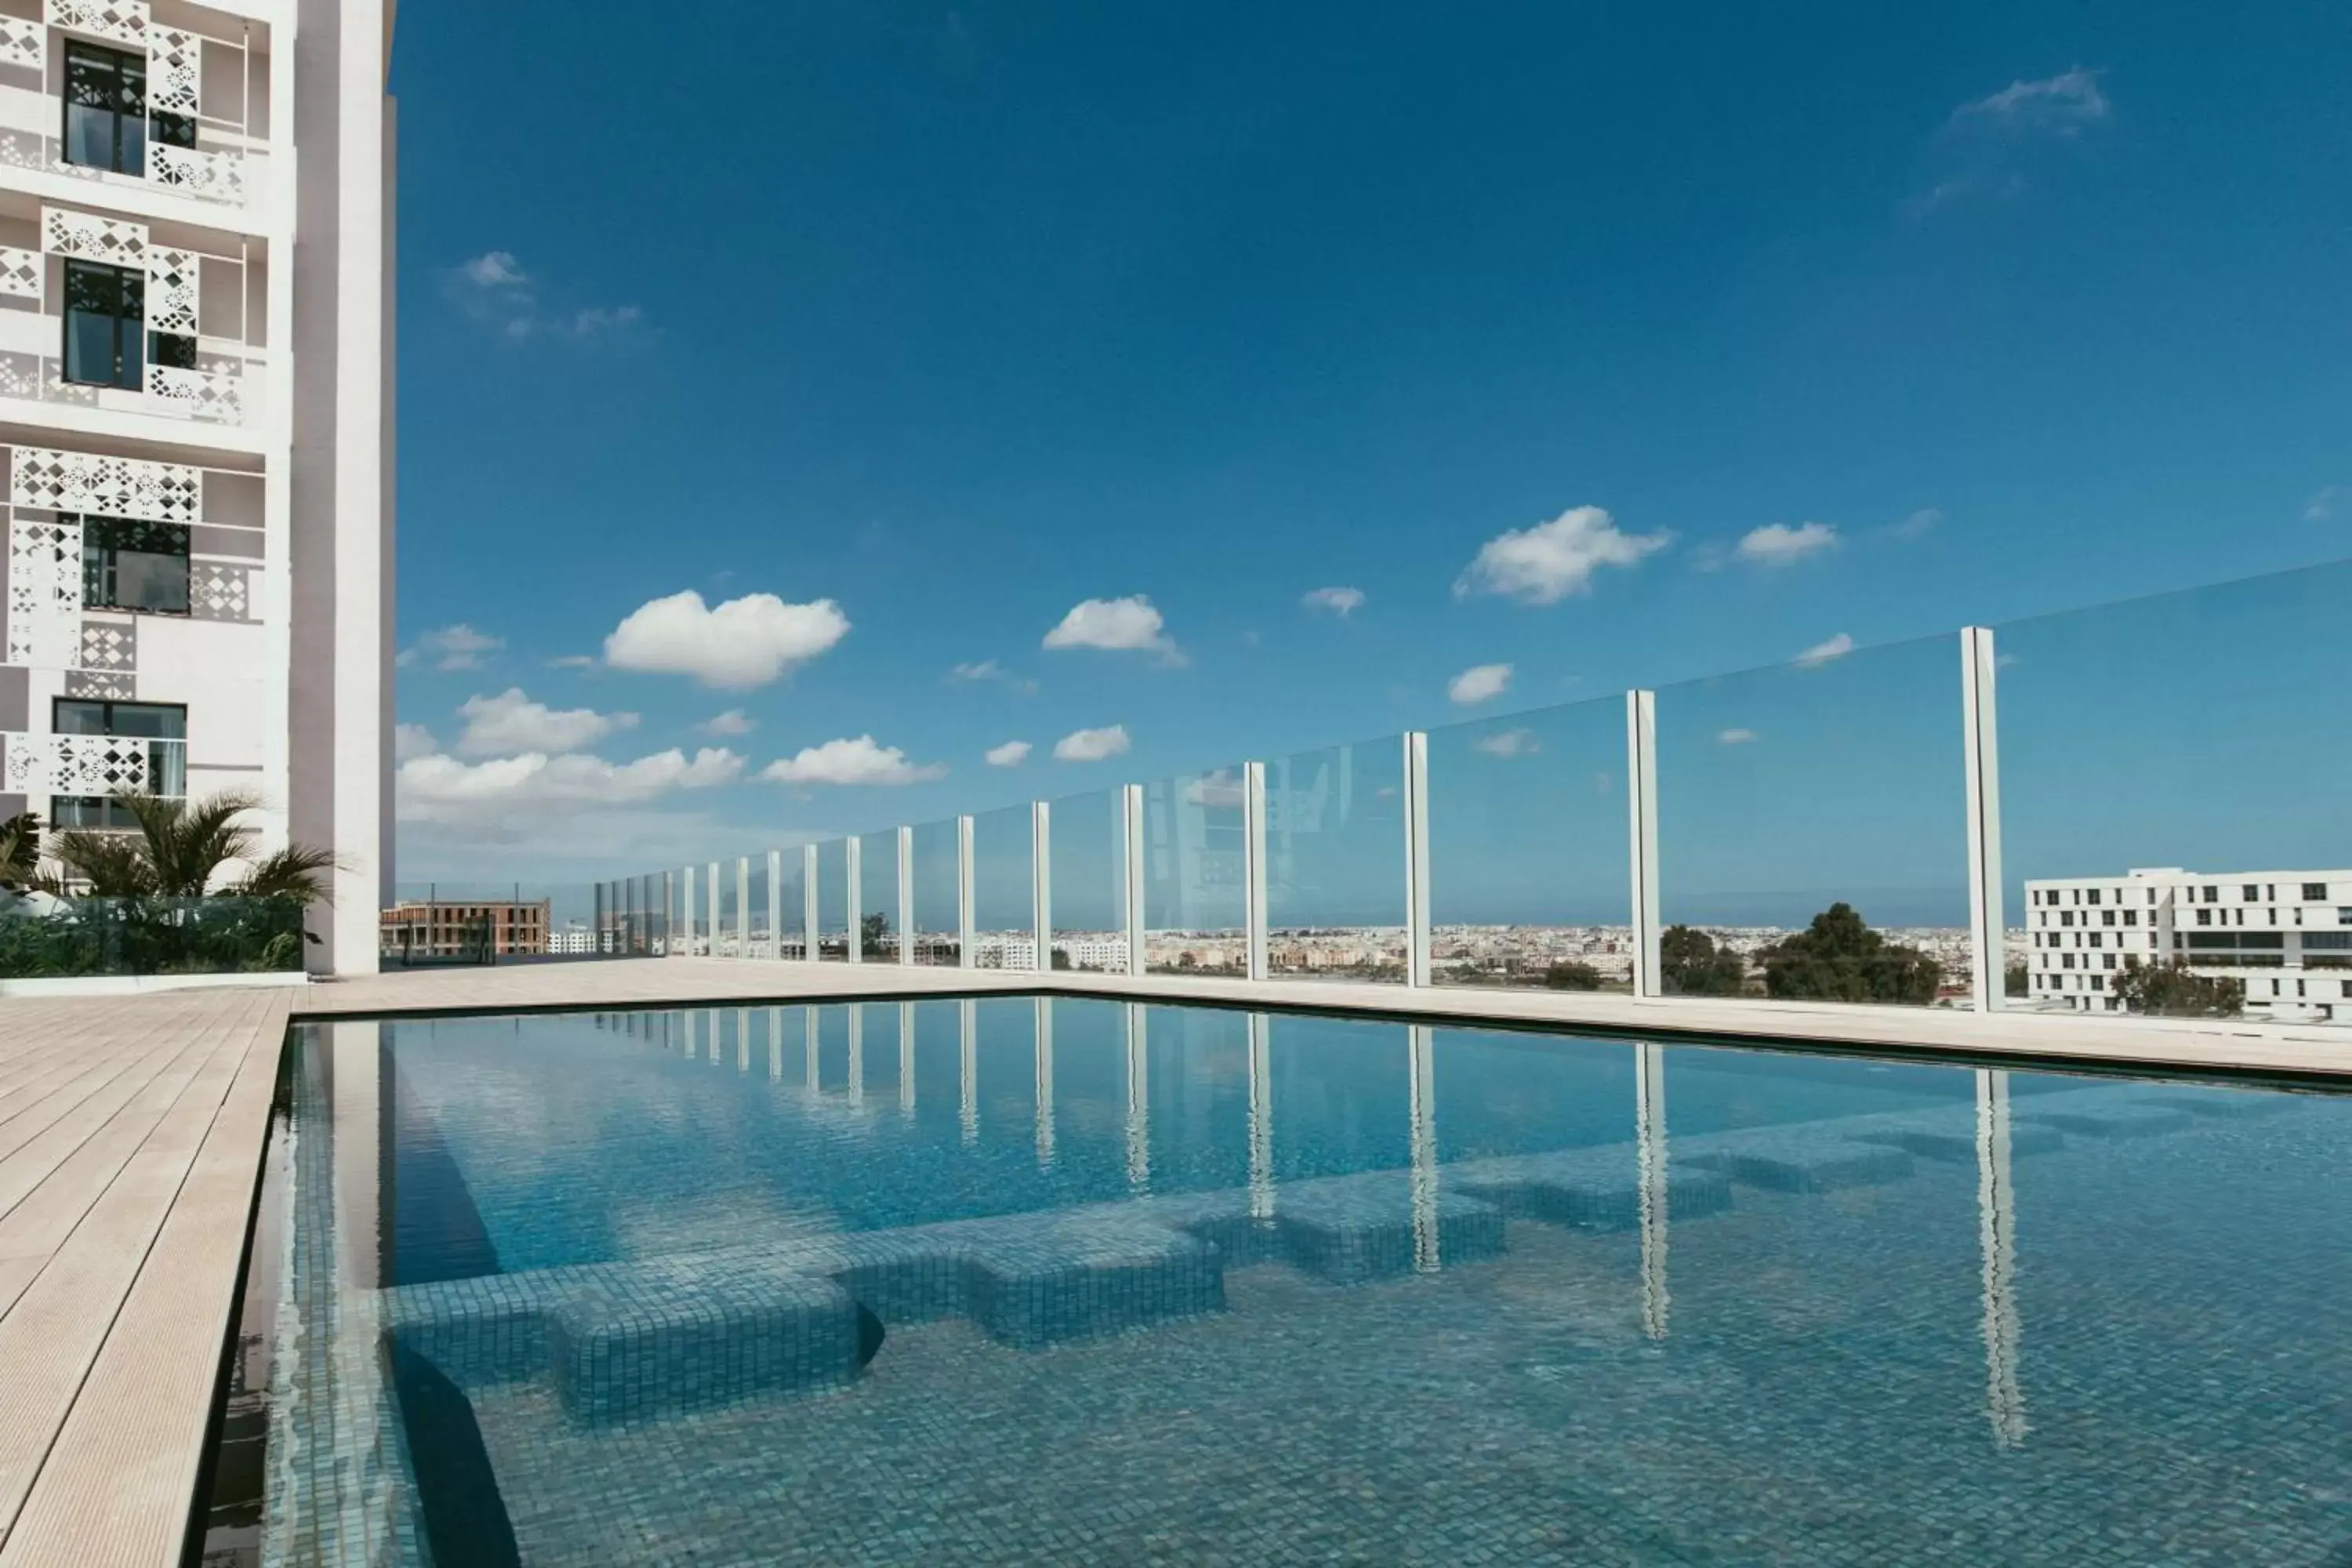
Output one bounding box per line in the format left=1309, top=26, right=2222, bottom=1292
left=388, top=1, right=2352, bottom=917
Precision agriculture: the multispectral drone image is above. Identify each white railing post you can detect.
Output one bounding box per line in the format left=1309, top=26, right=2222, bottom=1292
left=1244, top=760, right=1269, bottom=982
left=1627, top=691, right=1661, bottom=998
left=845, top=837, right=863, bottom=964
left=735, top=856, right=749, bottom=958
left=897, top=825, right=915, bottom=964
left=662, top=870, right=673, bottom=955
left=1404, top=731, right=1431, bottom=988
left=766, top=848, right=782, bottom=960
left=1122, top=782, right=1146, bottom=978
left=1962, top=627, right=2007, bottom=1013
left=679, top=865, right=693, bottom=957
left=1033, top=800, right=1053, bottom=973
left=706, top=861, right=720, bottom=958
left=802, top=844, right=819, bottom=960
left=957, top=814, right=976, bottom=969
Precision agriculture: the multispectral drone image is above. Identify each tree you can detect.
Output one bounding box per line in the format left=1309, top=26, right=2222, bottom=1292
left=858, top=912, right=892, bottom=960
left=0, top=811, right=41, bottom=891
left=2111, top=956, right=2244, bottom=1018
left=42, top=791, right=338, bottom=902
left=1051, top=948, right=1073, bottom=971
left=2005, top=960, right=2028, bottom=998
left=1542, top=960, right=1603, bottom=991
left=1660, top=924, right=1746, bottom=996
left=1758, top=902, right=1940, bottom=1006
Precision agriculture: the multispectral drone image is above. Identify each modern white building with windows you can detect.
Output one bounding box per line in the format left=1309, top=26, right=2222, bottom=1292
left=2024, top=869, right=2352, bottom=1022
left=0, top=0, right=391, bottom=972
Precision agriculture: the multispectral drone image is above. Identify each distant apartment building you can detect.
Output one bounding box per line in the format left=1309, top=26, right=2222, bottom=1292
left=549, top=922, right=595, bottom=955
left=2024, top=869, right=2352, bottom=1022
left=382, top=898, right=548, bottom=960
left=0, top=0, right=394, bottom=972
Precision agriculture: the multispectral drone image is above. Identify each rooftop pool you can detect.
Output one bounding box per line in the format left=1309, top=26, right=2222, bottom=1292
left=206, top=997, right=2352, bottom=1565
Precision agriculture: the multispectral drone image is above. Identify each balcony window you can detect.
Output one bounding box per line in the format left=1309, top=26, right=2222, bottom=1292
left=63, top=41, right=194, bottom=178
left=80, top=516, right=190, bottom=615
left=64, top=261, right=196, bottom=390
left=49, top=698, right=187, bottom=829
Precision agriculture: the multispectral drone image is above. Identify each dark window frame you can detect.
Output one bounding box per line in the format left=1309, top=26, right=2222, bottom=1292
left=78, top=514, right=191, bottom=615
left=61, top=38, right=195, bottom=178
left=47, top=697, right=187, bottom=829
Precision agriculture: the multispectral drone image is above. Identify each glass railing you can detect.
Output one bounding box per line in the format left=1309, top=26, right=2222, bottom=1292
left=592, top=560, right=2352, bottom=1029
left=0, top=895, right=307, bottom=977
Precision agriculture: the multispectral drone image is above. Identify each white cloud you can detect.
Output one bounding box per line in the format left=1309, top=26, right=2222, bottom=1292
left=545, top=653, right=597, bottom=670
left=1042, top=596, right=1183, bottom=662
left=949, top=659, right=1040, bottom=695
left=1474, top=728, right=1538, bottom=758
left=570, top=305, right=643, bottom=335
left=1888, top=507, right=1944, bottom=539
left=760, top=735, right=946, bottom=787
left=1736, top=521, right=1839, bottom=568
left=397, top=746, right=744, bottom=822
left=603, top=590, right=850, bottom=689
left=1054, top=724, right=1131, bottom=763
left=1717, top=728, right=1760, bottom=746
left=1301, top=586, right=1366, bottom=617
left=2305, top=486, right=2340, bottom=522
left=456, top=688, right=637, bottom=757
left=1455, top=506, right=1670, bottom=605
left=458, top=250, right=528, bottom=289
left=985, top=739, right=1033, bottom=768
left=394, top=724, right=440, bottom=763
left=1792, top=633, right=1856, bottom=669
left=397, top=624, right=503, bottom=672
left=1948, top=68, right=2111, bottom=139
left=701, top=709, right=756, bottom=738
left=1184, top=768, right=1246, bottom=808
left=1448, top=663, right=1514, bottom=705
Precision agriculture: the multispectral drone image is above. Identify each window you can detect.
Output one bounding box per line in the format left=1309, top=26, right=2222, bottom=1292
left=2062, top=953, right=2075, bottom=970
left=2203, top=886, right=2219, bottom=902
left=2196, top=908, right=2212, bottom=927
left=2100, top=910, right=2114, bottom=927
left=62, top=260, right=194, bottom=390
left=49, top=699, right=185, bottom=829
left=61, top=41, right=193, bottom=178
left=79, top=517, right=189, bottom=615
left=2339, top=908, right=2352, bottom=926
left=2089, top=975, right=2104, bottom=992
left=2060, top=910, right=2074, bottom=927
left=2303, top=933, right=2352, bottom=950
left=2305, top=882, right=2329, bottom=902
left=2243, top=884, right=2260, bottom=901
left=2124, top=910, right=2138, bottom=927
left=2086, top=888, right=2102, bottom=906
left=2103, top=954, right=2116, bottom=971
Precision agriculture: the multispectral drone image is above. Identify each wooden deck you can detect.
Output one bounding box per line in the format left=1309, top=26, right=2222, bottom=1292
left=0, top=956, right=2345, bottom=1566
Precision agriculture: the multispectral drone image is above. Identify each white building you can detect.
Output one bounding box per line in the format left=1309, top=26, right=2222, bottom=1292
left=0, top=0, right=393, bottom=972
left=549, top=923, right=594, bottom=955
left=2024, top=868, right=2352, bottom=1022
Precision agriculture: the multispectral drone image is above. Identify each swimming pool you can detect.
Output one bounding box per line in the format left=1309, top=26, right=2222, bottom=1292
left=205, top=997, right=2352, bottom=1565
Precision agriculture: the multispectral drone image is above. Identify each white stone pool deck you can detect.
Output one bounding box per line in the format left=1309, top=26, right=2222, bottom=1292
left=0, top=956, right=2347, bottom=1564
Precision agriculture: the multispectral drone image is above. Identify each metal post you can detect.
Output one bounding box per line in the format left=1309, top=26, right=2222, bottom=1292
left=1033, top=800, right=1053, bottom=973
left=897, top=825, right=915, bottom=964
left=1243, top=760, right=1269, bottom=982
left=1403, top=731, right=1432, bottom=987
left=845, top=837, right=863, bottom=965
left=1122, top=782, right=1146, bottom=978
left=766, top=848, right=782, bottom=960
left=956, top=814, right=976, bottom=969
left=1627, top=691, right=1661, bottom=998
left=1962, top=628, right=2007, bottom=1014
left=803, top=844, right=819, bottom=960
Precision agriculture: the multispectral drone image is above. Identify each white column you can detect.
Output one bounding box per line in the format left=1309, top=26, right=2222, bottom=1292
left=956, top=814, right=976, bottom=969
left=845, top=837, right=863, bottom=965
left=1978, top=1068, right=2027, bottom=1446
left=1247, top=1012, right=1274, bottom=1218
left=1403, top=731, right=1432, bottom=988
left=1962, top=628, right=2007, bottom=1013
left=706, top=861, right=720, bottom=956
left=1407, top=1024, right=1439, bottom=1272
left=1637, top=1039, right=1669, bottom=1339
left=679, top=865, right=694, bottom=958
left=767, top=849, right=783, bottom=960
left=1627, top=691, right=1661, bottom=998
left=1033, top=800, right=1053, bottom=972
left=736, top=857, right=750, bottom=958
left=897, top=825, right=915, bottom=964
left=803, top=844, right=820, bottom=960
left=1033, top=996, right=1055, bottom=1167
left=1122, top=783, right=1146, bottom=977
left=1243, top=760, right=1269, bottom=982
left=1123, top=1003, right=1149, bottom=1191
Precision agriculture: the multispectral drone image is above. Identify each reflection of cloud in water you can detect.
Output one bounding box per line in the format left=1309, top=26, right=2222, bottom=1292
left=608, top=1187, right=840, bottom=1262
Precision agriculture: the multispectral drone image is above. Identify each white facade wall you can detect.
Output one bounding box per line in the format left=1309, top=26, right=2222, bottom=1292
left=2024, top=868, right=2352, bottom=1022
left=0, top=0, right=393, bottom=974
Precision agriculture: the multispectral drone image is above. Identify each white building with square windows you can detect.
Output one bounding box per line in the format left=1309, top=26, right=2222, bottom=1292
left=2024, top=869, right=2352, bottom=1023
left=0, top=0, right=393, bottom=973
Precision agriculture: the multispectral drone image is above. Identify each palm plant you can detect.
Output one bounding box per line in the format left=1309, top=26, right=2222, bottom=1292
left=42, top=789, right=342, bottom=902
left=0, top=811, right=42, bottom=891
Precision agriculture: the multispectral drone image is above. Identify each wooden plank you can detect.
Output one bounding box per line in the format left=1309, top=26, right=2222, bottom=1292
left=0, top=994, right=265, bottom=1553
left=0, top=1014, right=206, bottom=1224
left=0, top=993, right=286, bottom=1568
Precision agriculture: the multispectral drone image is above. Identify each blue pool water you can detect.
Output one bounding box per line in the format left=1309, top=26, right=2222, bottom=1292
left=238, top=999, right=2352, bottom=1565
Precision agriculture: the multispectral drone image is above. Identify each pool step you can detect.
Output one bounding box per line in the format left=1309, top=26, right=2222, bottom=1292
left=1450, top=1147, right=1733, bottom=1230
left=1674, top=1127, right=1916, bottom=1193
left=963, top=1216, right=1226, bottom=1348
left=1834, top=1109, right=2066, bottom=1164
left=1269, top=1181, right=1507, bottom=1284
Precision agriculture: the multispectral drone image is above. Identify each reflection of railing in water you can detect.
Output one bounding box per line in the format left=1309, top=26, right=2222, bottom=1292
left=1977, top=1069, right=2027, bottom=1448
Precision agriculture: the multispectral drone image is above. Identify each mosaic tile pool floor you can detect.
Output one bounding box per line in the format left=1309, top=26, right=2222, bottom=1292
left=223, top=1000, right=2352, bottom=1566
